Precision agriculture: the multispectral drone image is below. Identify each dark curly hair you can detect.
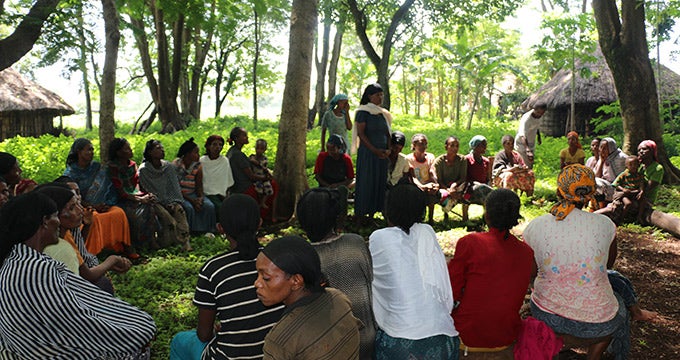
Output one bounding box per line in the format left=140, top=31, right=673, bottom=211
left=484, top=188, right=522, bottom=234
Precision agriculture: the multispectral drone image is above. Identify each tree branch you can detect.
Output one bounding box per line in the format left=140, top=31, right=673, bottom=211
left=0, top=0, right=61, bottom=71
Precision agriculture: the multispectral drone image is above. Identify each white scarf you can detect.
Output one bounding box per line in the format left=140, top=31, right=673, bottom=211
left=410, top=223, right=454, bottom=309
left=351, top=103, right=393, bottom=153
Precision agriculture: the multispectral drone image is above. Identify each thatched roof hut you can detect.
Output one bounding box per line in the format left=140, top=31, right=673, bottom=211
left=0, top=67, right=74, bottom=141
left=523, top=54, right=680, bottom=137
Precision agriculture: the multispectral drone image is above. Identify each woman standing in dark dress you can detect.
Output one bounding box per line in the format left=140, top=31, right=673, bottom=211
left=354, top=83, right=392, bottom=223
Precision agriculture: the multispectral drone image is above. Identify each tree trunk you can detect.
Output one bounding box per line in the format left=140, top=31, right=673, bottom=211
left=326, top=23, right=344, bottom=102
left=253, top=8, right=260, bottom=127
left=593, top=0, right=680, bottom=183
left=274, top=0, right=318, bottom=220
left=76, top=5, right=92, bottom=130
left=0, top=0, right=60, bottom=71
left=99, top=0, right=119, bottom=165
left=311, top=20, right=330, bottom=129
left=648, top=209, right=680, bottom=239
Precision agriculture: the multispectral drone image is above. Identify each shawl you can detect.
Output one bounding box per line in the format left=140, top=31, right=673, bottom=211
left=351, top=103, right=393, bottom=154
left=138, top=160, right=183, bottom=205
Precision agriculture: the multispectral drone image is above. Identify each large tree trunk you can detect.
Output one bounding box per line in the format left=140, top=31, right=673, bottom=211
left=274, top=0, right=318, bottom=220
left=347, top=0, right=416, bottom=110
left=99, top=0, right=119, bottom=165
left=0, top=0, right=60, bottom=71
left=593, top=0, right=680, bottom=183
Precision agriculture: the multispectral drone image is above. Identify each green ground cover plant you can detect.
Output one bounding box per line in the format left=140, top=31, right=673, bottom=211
left=2, top=116, right=680, bottom=358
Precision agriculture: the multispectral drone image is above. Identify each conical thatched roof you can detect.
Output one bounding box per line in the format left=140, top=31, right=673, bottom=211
left=0, top=67, right=75, bottom=115
left=523, top=54, right=680, bottom=109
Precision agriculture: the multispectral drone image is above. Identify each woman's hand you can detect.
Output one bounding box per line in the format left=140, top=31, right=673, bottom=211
left=82, top=206, right=94, bottom=225
left=93, top=204, right=110, bottom=213
left=108, top=255, right=132, bottom=273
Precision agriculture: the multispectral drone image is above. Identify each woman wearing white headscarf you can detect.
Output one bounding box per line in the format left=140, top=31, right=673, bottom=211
left=593, top=137, right=628, bottom=204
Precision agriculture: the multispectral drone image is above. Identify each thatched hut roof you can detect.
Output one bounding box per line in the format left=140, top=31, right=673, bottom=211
left=523, top=55, right=680, bottom=109
left=0, top=67, right=75, bottom=115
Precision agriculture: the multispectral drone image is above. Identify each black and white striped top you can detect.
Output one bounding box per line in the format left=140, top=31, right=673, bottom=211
left=0, top=244, right=156, bottom=359
left=194, top=250, right=284, bottom=360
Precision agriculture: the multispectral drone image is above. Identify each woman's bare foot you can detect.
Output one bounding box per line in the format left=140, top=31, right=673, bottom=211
left=630, top=305, right=658, bottom=322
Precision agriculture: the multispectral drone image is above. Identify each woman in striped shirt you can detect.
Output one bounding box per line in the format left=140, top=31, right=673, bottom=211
left=170, top=194, right=284, bottom=359
left=0, top=192, right=156, bottom=359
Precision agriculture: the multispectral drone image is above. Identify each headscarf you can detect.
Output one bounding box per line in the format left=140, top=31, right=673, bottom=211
left=391, top=131, right=406, bottom=147
left=66, top=138, right=93, bottom=165
left=469, top=135, right=487, bottom=151
left=261, top=235, right=323, bottom=293
left=638, top=140, right=658, bottom=162
left=327, top=134, right=346, bottom=154
left=328, top=93, right=348, bottom=111
left=550, top=164, right=596, bottom=220
left=601, top=137, right=621, bottom=162
left=567, top=131, right=582, bottom=149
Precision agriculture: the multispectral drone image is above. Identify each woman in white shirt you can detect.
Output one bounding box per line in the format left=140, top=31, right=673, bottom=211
left=200, top=135, right=234, bottom=216
left=369, top=183, right=459, bottom=359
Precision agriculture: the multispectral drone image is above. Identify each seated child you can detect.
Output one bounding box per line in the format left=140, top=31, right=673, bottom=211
left=611, top=155, right=646, bottom=223
left=559, top=131, right=586, bottom=168
left=249, top=139, right=274, bottom=210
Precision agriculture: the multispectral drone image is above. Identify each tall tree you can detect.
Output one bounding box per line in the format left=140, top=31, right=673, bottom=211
left=592, top=0, right=680, bottom=182
left=0, top=0, right=61, bottom=71
left=274, top=0, right=318, bottom=219
left=99, top=0, right=119, bottom=163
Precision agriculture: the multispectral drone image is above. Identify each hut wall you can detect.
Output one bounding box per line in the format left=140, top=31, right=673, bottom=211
left=540, top=104, right=611, bottom=138
left=0, top=111, right=55, bottom=141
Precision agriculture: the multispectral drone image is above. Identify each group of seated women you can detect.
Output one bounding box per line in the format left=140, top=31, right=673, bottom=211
left=381, top=132, right=535, bottom=223
left=0, top=129, right=280, bottom=256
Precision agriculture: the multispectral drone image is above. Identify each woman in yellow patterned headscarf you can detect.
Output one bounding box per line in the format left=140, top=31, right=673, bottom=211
left=550, top=164, right=595, bottom=220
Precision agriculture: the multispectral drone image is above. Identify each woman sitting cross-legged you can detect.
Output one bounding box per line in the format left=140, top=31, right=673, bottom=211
left=107, top=138, right=158, bottom=249
left=433, top=136, right=467, bottom=218
left=170, top=194, right=284, bottom=360
left=523, top=164, right=629, bottom=360
left=255, top=236, right=361, bottom=359
left=492, top=135, right=535, bottom=196
left=139, top=139, right=192, bottom=251
left=297, top=188, right=376, bottom=359
left=173, top=137, right=216, bottom=234
left=0, top=192, right=155, bottom=359
left=449, top=188, right=535, bottom=358
left=405, top=133, right=439, bottom=224
left=463, top=135, right=494, bottom=222
left=370, top=183, right=459, bottom=359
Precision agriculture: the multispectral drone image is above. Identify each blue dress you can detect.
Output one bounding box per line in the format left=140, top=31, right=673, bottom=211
left=355, top=110, right=389, bottom=216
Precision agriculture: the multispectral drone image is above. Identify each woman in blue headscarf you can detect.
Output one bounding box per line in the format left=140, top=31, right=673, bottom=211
left=321, top=93, right=352, bottom=154
left=462, top=135, right=493, bottom=222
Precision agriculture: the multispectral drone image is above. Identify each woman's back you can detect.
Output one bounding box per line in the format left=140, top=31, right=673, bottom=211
left=523, top=209, right=618, bottom=323
left=194, top=249, right=284, bottom=359
left=0, top=244, right=155, bottom=359
left=370, top=224, right=456, bottom=339
left=312, top=233, right=376, bottom=359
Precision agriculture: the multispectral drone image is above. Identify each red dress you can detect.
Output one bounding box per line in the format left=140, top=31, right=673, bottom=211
left=449, top=228, right=534, bottom=347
